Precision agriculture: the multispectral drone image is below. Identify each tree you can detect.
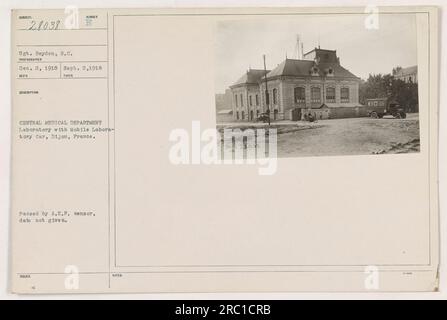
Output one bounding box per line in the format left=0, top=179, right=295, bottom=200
left=392, top=66, right=402, bottom=76
left=359, top=73, right=389, bottom=104
left=390, top=79, right=419, bottom=112
left=359, top=72, right=418, bottom=112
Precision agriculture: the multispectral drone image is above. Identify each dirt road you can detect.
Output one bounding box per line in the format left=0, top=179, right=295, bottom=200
left=276, top=114, right=420, bottom=157
left=218, top=114, right=420, bottom=158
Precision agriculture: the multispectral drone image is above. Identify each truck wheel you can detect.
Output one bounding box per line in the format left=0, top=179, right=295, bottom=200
left=371, top=112, right=378, bottom=119
left=401, top=112, right=407, bottom=119
left=395, top=113, right=402, bottom=119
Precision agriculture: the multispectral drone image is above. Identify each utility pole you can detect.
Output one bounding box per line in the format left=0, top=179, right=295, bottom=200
left=263, top=54, right=271, bottom=125
left=295, top=34, right=305, bottom=59
left=322, top=74, right=325, bottom=105
left=295, top=34, right=300, bottom=59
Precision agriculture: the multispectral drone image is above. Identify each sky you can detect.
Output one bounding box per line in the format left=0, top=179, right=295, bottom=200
left=215, top=13, right=417, bottom=93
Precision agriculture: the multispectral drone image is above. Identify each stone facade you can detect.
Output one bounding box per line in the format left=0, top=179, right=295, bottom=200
left=229, top=48, right=362, bottom=121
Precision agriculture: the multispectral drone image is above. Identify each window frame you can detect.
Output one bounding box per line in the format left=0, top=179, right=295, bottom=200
left=340, top=87, right=350, bottom=103
left=294, top=86, right=305, bottom=103
left=311, top=86, right=321, bottom=104
left=325, top=86, right=336, bottom=103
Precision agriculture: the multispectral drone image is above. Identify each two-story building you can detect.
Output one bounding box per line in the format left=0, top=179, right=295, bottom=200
left=229, top=48, right=363, bottom=121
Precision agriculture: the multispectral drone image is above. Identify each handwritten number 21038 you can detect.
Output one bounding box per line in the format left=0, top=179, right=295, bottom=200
left=28, top=20, right=61, bottom=31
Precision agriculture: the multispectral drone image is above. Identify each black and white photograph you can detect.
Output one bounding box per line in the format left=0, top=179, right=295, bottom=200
left=1, top=2, right=443, bottom=300
left=215, top=14, right=420, bottom=157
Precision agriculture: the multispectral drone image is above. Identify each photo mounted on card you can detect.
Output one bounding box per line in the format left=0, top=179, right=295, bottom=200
left=215, top=13, right=420, bottom=159
left=10, top=6, right=439, bottom=294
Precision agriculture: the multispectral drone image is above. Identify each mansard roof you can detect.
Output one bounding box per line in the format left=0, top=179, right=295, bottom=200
left=231, top=69, right=269, bottom=88
left=265, top=58, right=359, bottom=80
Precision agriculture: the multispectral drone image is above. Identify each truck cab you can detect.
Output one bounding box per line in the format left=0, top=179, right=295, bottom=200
left=366, top=98, right=407, bottom=119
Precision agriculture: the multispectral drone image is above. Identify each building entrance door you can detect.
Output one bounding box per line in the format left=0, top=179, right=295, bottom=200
left=291, top=108, right=301, bottom=121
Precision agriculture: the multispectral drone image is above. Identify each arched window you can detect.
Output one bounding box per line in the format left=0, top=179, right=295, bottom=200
left=234, top=94, right=238, bottom=108
left=341, top=87, right=350, bottom=103
left=326, top=87, right=336, bottom=103
left=294, top=87, right=305, bottom=103
left=241, top=111, right=245, bottom=120
left=273, top=88, right=278, bottom=105
left=255, top=94, right=259, bottom=106
left=249, top=95, right=253, bottom=106
left=265, top=90, right=270, bottom=106
left=240, top=94, right=244, bottom=107
left=311, top=87, right=321, bottom=104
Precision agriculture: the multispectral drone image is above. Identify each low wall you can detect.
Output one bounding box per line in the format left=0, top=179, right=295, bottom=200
left=329, top=106, right=369, bottom=119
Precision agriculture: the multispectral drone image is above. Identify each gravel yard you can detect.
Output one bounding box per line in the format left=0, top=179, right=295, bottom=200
left=218, top=114, right=420, bottom=158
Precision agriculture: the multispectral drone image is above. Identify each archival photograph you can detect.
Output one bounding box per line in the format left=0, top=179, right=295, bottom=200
left=215, top=14, right=420, bottom=158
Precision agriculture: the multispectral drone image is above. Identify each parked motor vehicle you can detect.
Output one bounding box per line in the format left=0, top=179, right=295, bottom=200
left=256, top=112, right=270, bottom=123
left=366, top=97, right=407, bottom=119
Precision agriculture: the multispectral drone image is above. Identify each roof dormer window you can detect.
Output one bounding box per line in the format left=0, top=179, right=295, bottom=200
left=310, top=66, right=319, bottom=76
